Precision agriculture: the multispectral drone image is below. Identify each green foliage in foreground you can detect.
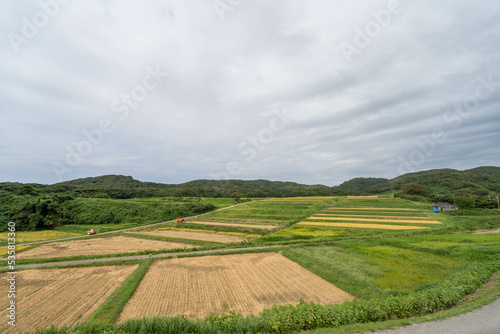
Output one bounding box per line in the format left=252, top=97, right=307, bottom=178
left=34, top=263, right=499, bottom=334
left=85, top=259, right=154, bottom=325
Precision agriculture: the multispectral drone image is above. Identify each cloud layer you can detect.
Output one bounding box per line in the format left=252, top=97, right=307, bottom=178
left=1, top=0, right=499, bottom=185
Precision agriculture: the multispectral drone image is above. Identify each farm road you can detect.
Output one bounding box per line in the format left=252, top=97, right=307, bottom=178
left=2, top=245, right=282, bottom=270
left=370, top=297, right=500, bottom=334
left=15, top=199, right=263, bottom=247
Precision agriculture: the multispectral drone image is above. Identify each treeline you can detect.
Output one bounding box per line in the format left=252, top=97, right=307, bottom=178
left=0, top=191, right=216, bottom=232
left=338, top=166, right=500, bottom=198
left=393, top=183, right=499, bottom=209
left=0, top=176, right=346, bottom=200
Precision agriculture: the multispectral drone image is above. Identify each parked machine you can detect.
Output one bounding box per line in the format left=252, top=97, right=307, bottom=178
left=176, top=218, right=185, bottom=223
left=87, top=229, right=97, bottom=235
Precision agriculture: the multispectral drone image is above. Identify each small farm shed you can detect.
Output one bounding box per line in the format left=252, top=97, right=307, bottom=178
left=432, top=203, right=459, bottom=212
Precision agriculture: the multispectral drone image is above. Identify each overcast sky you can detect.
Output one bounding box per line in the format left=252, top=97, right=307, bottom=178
left=1, top=0, right=499, bottom=186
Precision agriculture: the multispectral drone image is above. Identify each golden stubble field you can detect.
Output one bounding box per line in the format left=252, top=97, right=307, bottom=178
left=16, top=236, right=195, bottom=259
left=118, top=252, right=354, bottom=321
left=186, top=221, right=277, bottom=230
left=135, top=230, right=248, bottom=243
left=0, top=265, right=137, bottom=334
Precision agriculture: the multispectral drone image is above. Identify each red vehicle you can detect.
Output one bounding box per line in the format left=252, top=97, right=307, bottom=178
left=87, top=229, right=96, bottom=235
left=176, top=218, right=185, bottom=223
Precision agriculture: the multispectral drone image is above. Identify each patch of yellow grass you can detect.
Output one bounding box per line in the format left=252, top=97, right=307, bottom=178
left=0, top=245, right=30, bottom=257
left=0, top=230, right=81, bottom=244
left=307, top=217, right=441, bottom=224
left=326, top=207, right=419, bottom=211
left=298, top=221, right=429, bottom=230
left=315, top=214, right=431, bottom=220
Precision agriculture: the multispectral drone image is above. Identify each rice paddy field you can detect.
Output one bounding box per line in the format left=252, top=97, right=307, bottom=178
left=133, top=228, right=250, bottom=243
left=15, top=236, right=195, bottom=259
left=0, top=265, right=138, bottom=334
left=118, top=252, right=354, bottom=320
left=297, top=198, right=441, bottom=231
left=4, top=196, right=500, bottom=334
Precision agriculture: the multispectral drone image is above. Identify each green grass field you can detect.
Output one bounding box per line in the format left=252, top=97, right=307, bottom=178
left=199, top=199, right=325, bottom=224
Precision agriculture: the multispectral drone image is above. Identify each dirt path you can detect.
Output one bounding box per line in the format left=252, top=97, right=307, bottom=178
left=473, top=228, right=500, bottom=234
left=370, top=297, right=500, bottom=334
left=0, top=245, right=282, bottom=270
left=15, top=200, right=263, bottom=247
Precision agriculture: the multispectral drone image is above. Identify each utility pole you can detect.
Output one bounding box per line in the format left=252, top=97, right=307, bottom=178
left=497, top=196, right=499, bottom=209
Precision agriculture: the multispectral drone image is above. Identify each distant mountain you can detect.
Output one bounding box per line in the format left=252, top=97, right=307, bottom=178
left=57, top=175, right=171, bottom=189
left=339, top=166, right=500, bottom=195
left=12, top=175, right=346, bottom=198
left=337, top=177, right=390, bottom=193
left=1, top=166, right=498, bottom=199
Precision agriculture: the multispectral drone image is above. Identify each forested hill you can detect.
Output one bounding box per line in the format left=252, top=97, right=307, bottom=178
left=0, top=176, right=346, bottom=199
left=1, top=166, right=499, bottom=199
left=338, top=166, right=500, bottom=195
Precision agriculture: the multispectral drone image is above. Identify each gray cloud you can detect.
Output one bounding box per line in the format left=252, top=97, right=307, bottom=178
left=1, top=0, right=499, bottom=186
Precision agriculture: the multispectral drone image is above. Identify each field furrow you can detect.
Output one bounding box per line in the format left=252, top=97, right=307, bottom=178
left=118, top=253, right=353, bottom=321
left=0, top=265, right=137, bottom=334
left=298, top=221, right=430, bottom=230
left=135, top=230, right=248, bottom=243
left=307, top=217, right=441, bottom=224
left=16, top=236, right=195, bottom=259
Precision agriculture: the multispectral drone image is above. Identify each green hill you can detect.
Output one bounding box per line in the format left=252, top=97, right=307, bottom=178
left=0, top=176, right=346, bottom=199
left=337, top=177, right=390, bottom=194
left=338, top=166, right=500, bottom=195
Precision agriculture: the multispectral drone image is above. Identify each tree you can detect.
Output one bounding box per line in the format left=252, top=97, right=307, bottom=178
left=454, top=196, right=475, bottom=209
left=402, top=183, right=431, bottom=196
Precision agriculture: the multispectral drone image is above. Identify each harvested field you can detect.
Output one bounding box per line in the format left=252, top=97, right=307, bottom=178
left=16, top=236, right=194, bottom=259
left=0, top=265, right=137, bottom=334
left=346, top=196, right=378, bottom=198
left=327, top=207, right=419, bottom=211
left=136, top=230, right=248, bottom=243
left=307, top=217, right=441, bottom=224
left=315, top=214, right=432, bottom=220
left=118, top=252, right=354, bottom=320
left=186, top=221, right=277, bottom=230
left=298, top=221, right=430, bottom=230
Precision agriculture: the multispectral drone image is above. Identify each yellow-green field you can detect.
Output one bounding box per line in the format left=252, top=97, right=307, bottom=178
left=0, top=230, right=81, bottom=244
left=295, top=199, right=441, bottom=231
